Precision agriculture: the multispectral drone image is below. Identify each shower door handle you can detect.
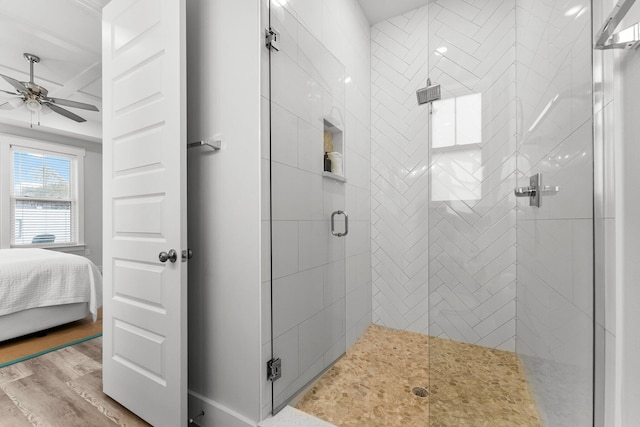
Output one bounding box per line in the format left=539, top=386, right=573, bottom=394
left=331, top=210, right=348, bottom=237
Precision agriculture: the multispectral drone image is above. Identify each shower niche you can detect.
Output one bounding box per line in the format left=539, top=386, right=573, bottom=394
left=322, top=118, right=345, bottom=182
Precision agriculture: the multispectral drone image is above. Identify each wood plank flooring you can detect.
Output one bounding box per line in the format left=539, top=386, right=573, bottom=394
left=0, top=309, right=103, bottom=366
left=0, top=337, right=149, bottom=426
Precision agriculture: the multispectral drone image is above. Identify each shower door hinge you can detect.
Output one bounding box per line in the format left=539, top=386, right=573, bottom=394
left=267, top=357, right=282, bottom=381
left=265, top=27, right=280, bottom=51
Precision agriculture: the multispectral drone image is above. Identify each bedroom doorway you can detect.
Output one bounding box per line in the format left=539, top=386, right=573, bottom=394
left=0, top=1, right=106, bottom=366
left=0, top=1, right=189, bottom=426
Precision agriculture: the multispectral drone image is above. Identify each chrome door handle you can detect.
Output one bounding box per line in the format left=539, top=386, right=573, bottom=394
left=159, top=249, right=178, bottom=263
left=331, top=210, right=348, bottom=237
left=514, top=173, right=559, bottom=207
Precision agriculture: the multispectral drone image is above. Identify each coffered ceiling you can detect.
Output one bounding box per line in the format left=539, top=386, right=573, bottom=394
left=0, top=0, right=107, bottom=142
left=0, top=0, right=433, bottom=142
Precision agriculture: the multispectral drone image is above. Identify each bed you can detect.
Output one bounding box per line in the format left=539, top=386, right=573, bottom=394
left=0, top=248, right=103, bottom=342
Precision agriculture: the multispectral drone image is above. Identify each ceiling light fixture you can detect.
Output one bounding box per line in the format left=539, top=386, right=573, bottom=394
left=25, top=99, right=42, bottom=112
left=7, top=97, right=24, bottom=109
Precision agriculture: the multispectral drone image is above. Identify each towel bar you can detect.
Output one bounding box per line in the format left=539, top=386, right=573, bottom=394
left=595, top=0, right=640, bottom=49
left=188, top=139, right=222, bottom=150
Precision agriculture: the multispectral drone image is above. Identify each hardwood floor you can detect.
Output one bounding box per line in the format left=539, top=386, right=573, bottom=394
left=0, top=337, right=150, bottom=426
left=0, top=309, right=103, bottom=366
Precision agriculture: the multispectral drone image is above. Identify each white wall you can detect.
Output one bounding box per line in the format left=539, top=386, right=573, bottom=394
left=0, top=124, right=102, bottom=267
left=185, top=1, right=263, bottom=426
left=185, top=0, right=370, bottom=423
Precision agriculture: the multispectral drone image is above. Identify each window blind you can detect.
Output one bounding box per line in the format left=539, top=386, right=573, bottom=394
left=11, top=148, right=75, bottom=246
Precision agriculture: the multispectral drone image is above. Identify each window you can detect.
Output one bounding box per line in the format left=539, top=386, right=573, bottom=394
left=431, top=93, right=483, bottom=202
left=1, top=137, right=85, bottom=247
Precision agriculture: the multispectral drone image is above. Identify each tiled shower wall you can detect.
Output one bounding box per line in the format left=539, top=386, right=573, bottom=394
left=260, top=0, right=371, bottom=416
left=370, top=6, right=430, bottom=333
left=372, top=0, right=518, bottom=351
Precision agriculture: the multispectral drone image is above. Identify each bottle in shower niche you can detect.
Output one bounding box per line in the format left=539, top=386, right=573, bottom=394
left=324, top=152, right=332, bottom=172
left=327, top=152, right=343, bottom=176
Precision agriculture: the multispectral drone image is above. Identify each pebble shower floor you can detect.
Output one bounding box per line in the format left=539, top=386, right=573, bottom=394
left=296, top=324, right=542, bottom=427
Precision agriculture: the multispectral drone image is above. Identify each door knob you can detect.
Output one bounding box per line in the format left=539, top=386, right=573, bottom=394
left=159, top=249, right=178, bottom=263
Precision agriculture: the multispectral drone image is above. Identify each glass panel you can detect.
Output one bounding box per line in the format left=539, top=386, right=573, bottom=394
left=13, top=200, right=72, bottom=244
left=515, top=0, right=594, bottom=424
left=268, top=0, right=347, bottom=413
left=13, top=150, right=71, bottom=199
left=427, top=0, right=593, bottom=424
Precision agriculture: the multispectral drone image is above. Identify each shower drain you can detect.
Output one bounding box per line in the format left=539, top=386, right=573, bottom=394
left=411, top=386, right=429, bottom=398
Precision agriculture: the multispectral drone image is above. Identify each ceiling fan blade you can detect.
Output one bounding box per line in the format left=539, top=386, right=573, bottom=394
left=0, top=97, right=24, bottom=110
left=45, top=97, right=99, bottom=111
left=0, top=89, right=18, bottom=95
left=43, top=102, right=86, bottom=122
left=0, top=74, right=28, bottom=94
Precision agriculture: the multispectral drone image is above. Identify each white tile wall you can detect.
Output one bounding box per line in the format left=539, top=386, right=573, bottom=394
left=261, top=0, right=371, bottom=416
left=372, top=1, right=518, bottom=350
left=371, top=6, right=431, bottom=334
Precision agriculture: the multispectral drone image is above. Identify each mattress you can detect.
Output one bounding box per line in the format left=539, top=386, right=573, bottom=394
left=0, top=248, right=102, bottom=320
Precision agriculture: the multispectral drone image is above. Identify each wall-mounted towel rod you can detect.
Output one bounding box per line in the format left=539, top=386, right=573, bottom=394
left=595, top=0, right=640, bottom=49
left=188, top=139, right=222, bottom=150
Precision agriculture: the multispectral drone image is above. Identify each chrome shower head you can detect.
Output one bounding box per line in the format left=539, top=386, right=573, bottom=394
left=416, top=78, right=441, bottom=105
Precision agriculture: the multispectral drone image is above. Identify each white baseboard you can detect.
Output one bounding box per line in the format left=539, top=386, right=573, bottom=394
left=188, top=390, right=257, bottom=427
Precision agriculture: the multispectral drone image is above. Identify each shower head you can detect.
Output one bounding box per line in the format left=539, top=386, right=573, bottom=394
left=417, top=78, right=441, bottom=105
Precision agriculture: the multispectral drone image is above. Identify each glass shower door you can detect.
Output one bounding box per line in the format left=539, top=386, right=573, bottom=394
left=515, top=0, right=594, bottom=424
left=267, top=0, right=347, bottom=413
left=426, top=0, right=521, bottom=423
left=427, top=0, right=594, bottom=424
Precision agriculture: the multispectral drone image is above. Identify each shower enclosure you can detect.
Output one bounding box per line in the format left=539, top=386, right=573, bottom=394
left=264, top=0, right=595, bottom=424
left=264, top=0, right=350, bottom=412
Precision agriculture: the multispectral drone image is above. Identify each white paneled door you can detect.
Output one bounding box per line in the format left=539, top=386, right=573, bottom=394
left=102, top=0, right=187, bottom=426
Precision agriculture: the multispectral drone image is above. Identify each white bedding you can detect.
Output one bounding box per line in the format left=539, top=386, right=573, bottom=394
left=0, top=248, right=102, bottom=321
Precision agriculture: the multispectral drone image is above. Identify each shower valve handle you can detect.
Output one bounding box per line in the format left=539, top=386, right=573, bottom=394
left=514, top=173, right=559, bottom=208
left=514, top=186, right=536, bottom=197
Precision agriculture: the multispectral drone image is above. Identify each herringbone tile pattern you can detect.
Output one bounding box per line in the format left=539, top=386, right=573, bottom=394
left=429, top=0, right=517, bottom=351
left=371, top=0, right=518, bottom=350
left=371, top=6, right=431, bottom=333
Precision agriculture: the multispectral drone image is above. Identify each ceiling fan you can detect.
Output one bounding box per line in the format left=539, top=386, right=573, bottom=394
left=0, top=53, right=99, bottom=123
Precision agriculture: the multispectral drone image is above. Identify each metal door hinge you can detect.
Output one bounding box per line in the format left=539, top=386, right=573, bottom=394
left=267, top=358, right=282, bottom=381
left=265, top=27, right=280, bottom=51
left=188, top=411, right=205, bottom=426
